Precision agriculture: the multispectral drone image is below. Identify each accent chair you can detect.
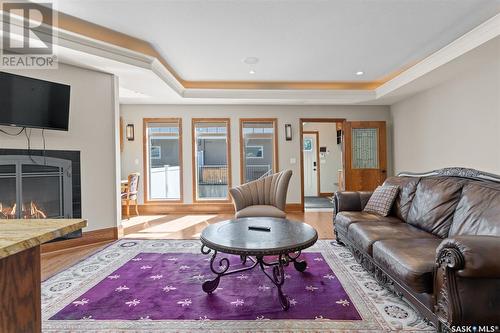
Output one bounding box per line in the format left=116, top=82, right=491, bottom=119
left=229, top=169, right=292, bottom=218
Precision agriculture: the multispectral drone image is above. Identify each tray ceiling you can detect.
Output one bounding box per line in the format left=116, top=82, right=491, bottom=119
left=55, top=0, right=500, bottom=83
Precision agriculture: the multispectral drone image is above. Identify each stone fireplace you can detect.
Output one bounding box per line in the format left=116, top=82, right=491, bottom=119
left=0, top=149, right=82, bottom=239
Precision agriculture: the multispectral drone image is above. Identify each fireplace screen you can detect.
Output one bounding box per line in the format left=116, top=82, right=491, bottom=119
left=0, top=155, right=72, bottom=219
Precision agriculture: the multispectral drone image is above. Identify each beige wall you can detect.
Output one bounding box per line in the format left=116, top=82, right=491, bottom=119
left=303, top=122, right=342, bottom=193
left=121, top=104, right=391, bottom=204
left=0, top=64, right=120, bottom=231
left=390, top=51, right=500, bottom=175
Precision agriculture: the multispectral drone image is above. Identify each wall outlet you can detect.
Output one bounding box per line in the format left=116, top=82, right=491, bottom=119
left=290, top=158, right=296, bottom=165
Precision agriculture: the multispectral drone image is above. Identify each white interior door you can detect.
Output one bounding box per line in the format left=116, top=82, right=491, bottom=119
left=303, top=133, right=318, bottom=196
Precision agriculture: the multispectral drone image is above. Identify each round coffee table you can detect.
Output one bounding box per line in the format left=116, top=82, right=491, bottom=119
left=200, top=217, right=318, bottom=310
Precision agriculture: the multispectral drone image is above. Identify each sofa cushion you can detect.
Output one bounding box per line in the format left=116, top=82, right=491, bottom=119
left=407, top=177, right=464, bottom=238
left=335, top=191, right=374, bottom=212
left=383, top=176, right=420, bottom=221
left=235, top=205, right=286, bottom=218
left=373, top=238, right=441, bottom=293
left=449, top=183, right=500, bottom=236
left=348, top=221, right=437, bottom=255
left=335, top=211, right=401, bottom=235
left=363, top=185, right=399, bottom=216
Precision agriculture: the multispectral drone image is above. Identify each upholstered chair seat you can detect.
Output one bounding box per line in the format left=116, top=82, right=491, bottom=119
left=229, top=170, right=292, bottom=218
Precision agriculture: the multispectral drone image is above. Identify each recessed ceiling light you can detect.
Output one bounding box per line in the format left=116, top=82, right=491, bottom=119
left=356, top=71, right=364, bottom=76
left=249, top=69, right=256, bottom=75
left=243, top=57, right=259, bottom=65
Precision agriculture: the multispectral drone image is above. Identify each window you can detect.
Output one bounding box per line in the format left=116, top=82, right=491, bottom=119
left=144, top=118, right=182, bottom=201
left=192, top=119, right=231, bottom=201
left=150, top=146, right=161, bottom=159
left=351, top=128, right=379, bottom=169
left=246, top=146, right=263, bottom=159
left=303, top=138, right=313, bottom=151
left=240, top=119, right=278, bottom=183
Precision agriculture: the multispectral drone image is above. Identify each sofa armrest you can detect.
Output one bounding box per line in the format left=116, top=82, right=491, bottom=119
left=436, top=236, right=500, bottom=278
left=333, top=191, right=373, bottom=214
left=434, top=235, right=500, bottom=328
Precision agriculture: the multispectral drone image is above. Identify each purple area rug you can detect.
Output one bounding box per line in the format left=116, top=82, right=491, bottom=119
left=50, top=252, right=361, bottom=321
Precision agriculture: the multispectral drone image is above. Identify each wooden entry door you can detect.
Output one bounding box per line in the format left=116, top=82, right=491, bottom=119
left=344, top=121, right=387, bottom=191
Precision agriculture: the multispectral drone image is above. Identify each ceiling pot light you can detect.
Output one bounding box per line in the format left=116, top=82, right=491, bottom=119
left=249, top=69, right=256, bottom=74
left=243, top=57, right=259, bottom=65
left=355, top=71, right=364, bottom=76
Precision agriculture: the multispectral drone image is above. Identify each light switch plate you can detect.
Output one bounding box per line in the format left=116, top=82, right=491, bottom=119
left=290, top=158, right=296, bottom=164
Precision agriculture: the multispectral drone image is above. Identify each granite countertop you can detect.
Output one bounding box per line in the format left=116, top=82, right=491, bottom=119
left=0, top=219, right=87, bottom=259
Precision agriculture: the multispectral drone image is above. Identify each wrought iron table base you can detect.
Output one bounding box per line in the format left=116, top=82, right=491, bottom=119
left=201, top=245, right=308, bottom=310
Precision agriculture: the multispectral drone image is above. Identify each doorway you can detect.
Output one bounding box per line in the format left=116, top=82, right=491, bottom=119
left=300, top=119, right=344, bottom=210
left=299, top=118, right=388, bottom=211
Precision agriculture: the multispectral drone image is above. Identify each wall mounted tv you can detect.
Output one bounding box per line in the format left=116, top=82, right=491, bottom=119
left=0, top=72, right=70, bottom=131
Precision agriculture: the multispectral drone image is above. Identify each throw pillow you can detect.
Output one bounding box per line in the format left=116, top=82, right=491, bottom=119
left=363, top=185, right=399, bottom=216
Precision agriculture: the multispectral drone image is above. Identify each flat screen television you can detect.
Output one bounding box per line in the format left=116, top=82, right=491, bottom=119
left=0, top=72, right=70, bottom=131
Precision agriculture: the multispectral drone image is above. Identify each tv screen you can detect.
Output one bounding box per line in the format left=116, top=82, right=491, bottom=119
left=0, top=72, right=70, bottom=131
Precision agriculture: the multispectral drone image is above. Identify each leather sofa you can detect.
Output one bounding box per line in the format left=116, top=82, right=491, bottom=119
left=229, top=170, right=292, bottom=218
left=333, top=168, right=500, bottom=331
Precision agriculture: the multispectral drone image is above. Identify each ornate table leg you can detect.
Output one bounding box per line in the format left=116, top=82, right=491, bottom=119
left=200, top=246, right=308, bottom=310
left=259, top=255, right=290, bottom=310
left=201, top=246, right=227, bottom=293
left=286, top=251, right=308, bottom=272
left=200, top=245, right=258, bottom=294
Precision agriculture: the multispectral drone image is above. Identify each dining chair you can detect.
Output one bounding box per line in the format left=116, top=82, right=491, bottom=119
left=121, top=172, right=140, bottom=219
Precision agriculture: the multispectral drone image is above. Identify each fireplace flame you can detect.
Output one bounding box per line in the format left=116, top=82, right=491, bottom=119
left=0, top=201, right=47, bottom=219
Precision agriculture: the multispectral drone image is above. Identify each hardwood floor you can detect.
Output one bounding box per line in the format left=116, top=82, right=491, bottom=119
left=41, top=211, right=334, bottom=281
left=41, top=241, right=112, bottom=281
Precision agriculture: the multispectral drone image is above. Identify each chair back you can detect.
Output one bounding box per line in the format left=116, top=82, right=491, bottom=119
left=128, top=173, right=140, bottom=195
left=229, top=169, right=292, bottom=212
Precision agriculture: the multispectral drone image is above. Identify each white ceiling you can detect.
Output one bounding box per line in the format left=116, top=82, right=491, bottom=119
left=54, top=0, right=500, bottom=82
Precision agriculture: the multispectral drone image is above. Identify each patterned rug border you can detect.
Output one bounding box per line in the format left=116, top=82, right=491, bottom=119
left=42, top=239, right=435, bottom=332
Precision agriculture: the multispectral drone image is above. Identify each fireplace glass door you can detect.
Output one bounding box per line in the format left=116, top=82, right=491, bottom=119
left=0, top=156, right=72, bottom=219
left=0, top=164, right=17, bottom=219
left=21, top=164, right=64, bottom=218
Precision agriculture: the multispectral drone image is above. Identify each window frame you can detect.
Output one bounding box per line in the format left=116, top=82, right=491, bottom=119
left=239, top=118, right=279, bottom=184
left=191, top=118, right=232, bottom=203
left=143, top=118, right=183, bottom=203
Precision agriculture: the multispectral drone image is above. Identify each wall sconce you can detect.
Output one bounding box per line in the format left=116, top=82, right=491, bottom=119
left=126, top=124, right=135, bottom=141
left=285, top=124, right=292, bottom=141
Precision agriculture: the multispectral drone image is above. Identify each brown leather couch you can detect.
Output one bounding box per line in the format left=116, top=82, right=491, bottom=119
left=333, top=168, right=500, bottom=331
